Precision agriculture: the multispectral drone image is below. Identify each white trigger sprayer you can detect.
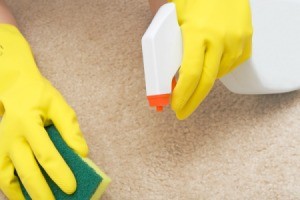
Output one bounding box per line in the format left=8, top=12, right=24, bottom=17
left=142, top=3, right=181, bottom=111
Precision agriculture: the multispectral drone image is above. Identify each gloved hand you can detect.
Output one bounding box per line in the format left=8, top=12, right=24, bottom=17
left=169, top=0, right=253, bottom=119
left=0, top=24, right=88, bottom=199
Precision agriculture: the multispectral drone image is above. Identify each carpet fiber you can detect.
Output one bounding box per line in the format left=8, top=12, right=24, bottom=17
left=1, top=0, right=300, bottom=199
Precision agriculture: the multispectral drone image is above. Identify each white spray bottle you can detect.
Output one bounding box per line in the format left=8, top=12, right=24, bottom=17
left=142, top=1, right=300, bottom=111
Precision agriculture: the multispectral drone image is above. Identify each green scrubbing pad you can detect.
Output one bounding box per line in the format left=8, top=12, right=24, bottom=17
left=19, top=125, right=111, bottom=200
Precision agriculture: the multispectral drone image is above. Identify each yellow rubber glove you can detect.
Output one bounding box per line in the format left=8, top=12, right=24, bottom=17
left=169, top=0, right=253, bottom=119
left=0, top=24, right=88, bottom=199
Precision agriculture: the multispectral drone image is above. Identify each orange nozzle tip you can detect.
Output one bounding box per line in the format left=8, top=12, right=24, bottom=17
left=156, top=106, right=163, bottom=112
left=147, top=94, right=170, bottom=112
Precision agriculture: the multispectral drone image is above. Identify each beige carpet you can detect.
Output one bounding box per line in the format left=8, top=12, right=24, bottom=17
left=1, top=0, right=300, bottom=199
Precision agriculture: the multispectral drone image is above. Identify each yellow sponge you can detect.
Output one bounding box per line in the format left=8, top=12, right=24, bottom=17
left=20, top=125, right=111, bottom=200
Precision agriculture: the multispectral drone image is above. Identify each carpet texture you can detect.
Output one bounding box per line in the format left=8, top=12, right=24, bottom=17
left=1, top=0, right=300, bottom=199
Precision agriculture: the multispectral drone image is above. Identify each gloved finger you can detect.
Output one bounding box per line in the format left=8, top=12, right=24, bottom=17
left=230, top=37, right=252, bottom=71
left=10, top=140, right=54, bottom=200
left=175, top=44, right=222, bottom=119
left=0, top=155, right=24, bottom=200
left=217, top=35, right=252, bottom=78
left=49, top=91, right=88, bottom=157
left=171, top=29, right=206, bottom=112
left=217, top=51, right=239, bottom=78
left=25, top=123, right=77, bottom=194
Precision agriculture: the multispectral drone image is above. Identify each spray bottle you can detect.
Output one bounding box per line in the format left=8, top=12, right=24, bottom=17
left=142, top=1, right=300, bottom=111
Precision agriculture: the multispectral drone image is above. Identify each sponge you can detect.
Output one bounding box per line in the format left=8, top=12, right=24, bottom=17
left=19, top=125, right=111, bottom=200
